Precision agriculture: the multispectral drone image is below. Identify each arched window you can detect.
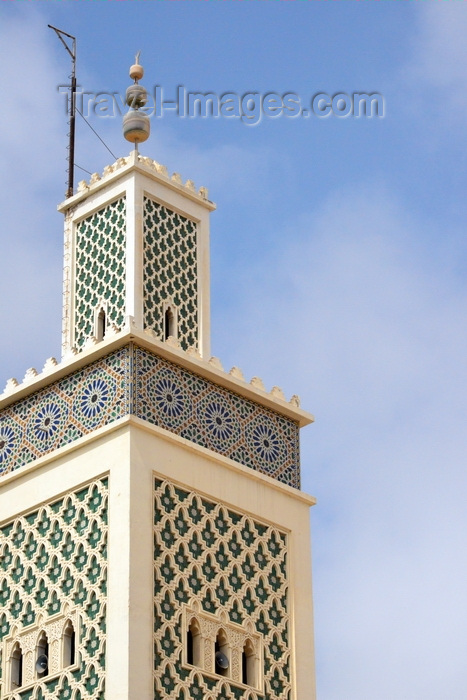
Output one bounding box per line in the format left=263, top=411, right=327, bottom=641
left=186, top=618, right=201, bottom=667
left=164, top=307, right=175, bottom=340
left=214, top=630, right=230, bottom=678
left=97, top=308, right=106, bottom=341
left=242, top=639, right=256, bottom=687
left=36, top=631, right=49, bottom=678
left=63, top=619, right=76, bottom=667
left=10, top=643, right=23, bottom=690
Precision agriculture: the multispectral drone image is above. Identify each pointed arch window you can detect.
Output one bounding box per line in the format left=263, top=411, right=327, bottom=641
left=36, top=631, right=49, bottom=678
left=182, top=607, right=262, bottom=689
left=186, top=617, right=202, bottom=667
left=242, top=639, right=256, bottom=687
left=96, top=308, right=106, bottom=341
left=10, top=642, right=23, bottom=690
left=63, top=619, right=76, bottom=667
left=164, top=306, right=176, bottom=340
left=215, top=629, right=230, bottom=678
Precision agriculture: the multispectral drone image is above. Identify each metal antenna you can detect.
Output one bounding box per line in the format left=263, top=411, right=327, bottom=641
left=48, top=25, right=76, bottom=199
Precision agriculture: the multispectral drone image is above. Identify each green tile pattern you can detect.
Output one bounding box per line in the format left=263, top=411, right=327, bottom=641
left=0, top=478, right=108, bottom=699
left=154, top=478, right=291, bottom=700
left=74, top=198, right=126, bottom=349
left=143, top=198, right=198, bottom=351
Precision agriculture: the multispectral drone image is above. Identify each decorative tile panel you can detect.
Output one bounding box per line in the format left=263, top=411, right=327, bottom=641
left=0, top=478, right=108, bottom=699
left=0, top=345, right=299, bottom=488
left=143, top=198, right=198, bottom=351
left=135, top=347, right=300, bottom=489
left=0, top=348, right=130, bottom=477
left=154, top=477, right=291, bottom=700
left=74, top=198, right=126, bottom=349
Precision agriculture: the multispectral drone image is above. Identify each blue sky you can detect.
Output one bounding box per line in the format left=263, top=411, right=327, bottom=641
left=1, top=3, right=467, bottom=699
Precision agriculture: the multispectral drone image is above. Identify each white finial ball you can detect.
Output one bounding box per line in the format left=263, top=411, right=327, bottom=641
left=129, top=63, right=144, bottom=81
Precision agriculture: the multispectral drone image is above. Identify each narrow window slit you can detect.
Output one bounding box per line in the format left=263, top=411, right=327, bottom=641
left=63, top=620, right=76, bottom=667
left=187, top=618, right=201, bottom=667
left=11, top=644, right=23, bottom=690
left=215, top=631, right=230, bottom=678
left=187, top=628, right=194, bottom=665
left=36, top=632, right=49, bottom=678
left=97, top=309, right=106, bottom=341
left=164, top=307, right=175, bottom=340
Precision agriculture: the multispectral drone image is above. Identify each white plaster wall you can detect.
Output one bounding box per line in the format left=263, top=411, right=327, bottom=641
left=0, top=416, right=316, bottom=700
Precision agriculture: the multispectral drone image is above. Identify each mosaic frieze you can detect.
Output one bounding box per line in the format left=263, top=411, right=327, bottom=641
left=0, top=345, right=299, bottom=488
left=143, top=198, right=198, bottom=351
left=0, top=348, right=130, bottom=476
left=134, top=347, right=300, bottom=488
left=153, top=477, right=291, bottom=700
left=74, top=198, right=126, bottom=349
left=0, top=478, right=108, bottom=699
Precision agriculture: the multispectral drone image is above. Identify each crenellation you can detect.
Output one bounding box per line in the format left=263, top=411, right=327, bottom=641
left=186, top=346, right=202, bottom=360
left=83, top=335, right=99, bottom=349
left=165, top=335, right=181, bottom=349
left=63, top=345, right=78, bottom=359
left=143, top=327, right=158, bottom=340
left=0, top=330, right=307, bottom=418
left=270, top=386, right=286, bottom=401
left=42, top=357, right=58, bottom=373
left=3, top=378, right=19, bottom=394
left=208, top=356, right=224, bottom=371
left=104, top=322, right=119, bottom=339
left=155, top=162, right=169, bottom=177
left=23, top=367, right=38, bottom=382
left=250, top=376, right=266, bottom=391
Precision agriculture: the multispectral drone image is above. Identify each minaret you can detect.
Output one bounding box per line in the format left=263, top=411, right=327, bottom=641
left=62, top=54, right=212, bottom=359
left=0, top=55, right=316, bottom=700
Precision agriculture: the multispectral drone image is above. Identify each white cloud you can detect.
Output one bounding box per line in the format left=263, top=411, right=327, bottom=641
left=0, top=9, right=64, bottom=178
left=0, top=10, right=66, bottom=383
left=213, top=182, right=467, bottom=699
left=411, top=5, right=467, bottom=91
left=405, top=4, right=467, bottom=118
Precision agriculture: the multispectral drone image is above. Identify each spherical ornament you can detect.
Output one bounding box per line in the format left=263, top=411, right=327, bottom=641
left=123, top=108, right=150, bottom=143
left=129, top=62, right=144, bottom=81
left=126, top=84, right=148, bottom=109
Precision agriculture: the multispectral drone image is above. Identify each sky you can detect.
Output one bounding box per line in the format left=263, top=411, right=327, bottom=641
left=1, top=3, right=467, bottom=699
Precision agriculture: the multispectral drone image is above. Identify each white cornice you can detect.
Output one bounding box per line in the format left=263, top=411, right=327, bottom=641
left=57, top=150, right=216, bottom=213
left=0, top=324, right=314, bottom=428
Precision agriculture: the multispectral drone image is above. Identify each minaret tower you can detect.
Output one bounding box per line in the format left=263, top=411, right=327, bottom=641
left=0, top=55, right=316, bottom=700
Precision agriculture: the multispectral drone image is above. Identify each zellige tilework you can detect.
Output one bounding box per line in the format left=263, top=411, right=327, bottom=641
left=134, top=347, right=300, bottom=489
left=0, top=345, right=300, bottom=489
left=153, top=477, right=291, bottom=700
left=74, top=198, right=126, bottom=349
left=143, top=198, right=198, bottom=351
left=0, top=348, right=130, bottom=476
left=0, top=478, right=108, bottom=699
